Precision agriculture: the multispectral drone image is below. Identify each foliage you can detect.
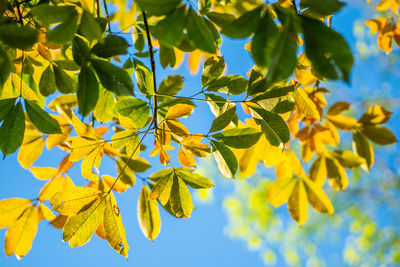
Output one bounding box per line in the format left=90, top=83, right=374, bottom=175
left=0, top=0, right=396, bottom=261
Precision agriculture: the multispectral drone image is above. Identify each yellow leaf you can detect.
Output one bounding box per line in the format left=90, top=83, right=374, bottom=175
left=38, top=203, right=56, bottom=222
left=266, top=177, right=296, bottom=207
left=30, top=167, right=58, bottom=180
left=103, top=175, right=128, bottom=193
left=327, top=101, right=351, bottom=115
left=39, top=176, right=64, bottom=201
left=181, top=138, right=210, bottom=157
left=70, top=115, right=102, bottom=139
left=326, top=157, right=349, bottom=191
left=66, top=136, right=103, bottom=162
left=288, top=180, right=308, bottom=225
left=165, top=120, right=190, bottom=141
left=169, top=176, right=195, bottom=218
left=309, top=156, right=327, bottom=186
left=326, top=114, right=359, bottom=131
left=111, top=130, right=140, bottom=158
left=294, top=87, right=320, bottom=120
left=50, top=215, right=68, bottom=229
left=188, top=49, right=205, bottom=74
left=165, top=104, right=194, bottom=119
left=50, top=186, right=103, bottom=215
left=81, top=145, right=103, bottom=182
left=302, top=177, right=334, bottom=214
left=5, top=205, right=39, bottom=259
left=364, top=18, right=387, bottom=34
left=95, top=223, right=106, bottom=240
left=103, top=193, right=129, bottom=258
left=0, top=198, right=32, bottom=229
left=18, top=138, right=45, bottom=169
left=63, top=198, right=105, bottom=247
left=178, top=147, right=196, bottom=167
left=138, top=185, right=161, bottom=241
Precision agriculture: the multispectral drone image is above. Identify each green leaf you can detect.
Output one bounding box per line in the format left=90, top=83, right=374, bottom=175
left=116, top=97, right=149, bottom=129
left=221, top=6, right=263, bottom=38
left=301, top=15, right=353, bottom=82
left=79, top=10, right=103, bottom=42
left=91, top=35, right=129, bottom=58
left=54, top=60, right=80, bottom=71
left=53, top=66, right=76, bottom=93
left=134, top=63, right=154, bottom=96
left=0, top=25, right=38, bottom=50
left=186, top=8, right=216, bottom=53
left=177, top=169, right=214, bottom=189
left=90, top=59, right=133, bottom=96
left=209, top=106, right=236, bottom=133
left=47, top=13, right=79, bottom=44
left=151, top=6, right=186, bottom=46
left=39, top=66, right=57, bottom=96
left=264, top=14, right=298, bottom=87
left=209, top=139, right=238, bottom=178
left=199, top=0, right=211, bottom=14
left=352, top=130, right=374, bottom=170
left=252, top=85, right=295, bottom=114
left=169, top=175, right=195, bottom=218
left=77, top=65, right=99, bottom=117
left=202, top=56, right=225, bottom=87
left=160, top=45, right=176, bottom=69
left=72, top=36, right=90, bottom=66
left=247, top=67, right=268, bottom=96
left=63, top=198, right=105, bottom=247
left=212, top=127, right=262, bottom=149
left=25, top=100, right=61, bottom=134
left=250, top=105, right=290, bottom=146
left=206, top=12, right=235, bottom=28
left=0, top=102, right=25, bottom=156
left=133, top=27, right=145, bottom=52
left=136, top=0, right=182, bottom=16
left=300, top=0, right=345, bottom=17
left=206, top=75, right=248, bottom=95
left=361, top=125, right=397, bottom=145
left=137, top=185, right=161, bottom=241
left=0, top=45, right=10, bottom=87
left=31, top=5, right=76, bottom=24
left=0, top=98, right=16, bottom=122
left=157, top=75, right=184, bottom=97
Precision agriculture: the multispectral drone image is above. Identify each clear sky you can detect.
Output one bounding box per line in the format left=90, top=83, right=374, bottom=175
left=1, top=1, right=399, bottom=267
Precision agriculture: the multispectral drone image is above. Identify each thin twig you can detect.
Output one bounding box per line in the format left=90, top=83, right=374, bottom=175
left=142, top=11, right=158, bottom=129
left=102, top=0, right=112, bottom=33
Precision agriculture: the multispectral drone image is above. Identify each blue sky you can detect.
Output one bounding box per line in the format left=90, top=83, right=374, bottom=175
left=1, top=1, right=400, bottom=267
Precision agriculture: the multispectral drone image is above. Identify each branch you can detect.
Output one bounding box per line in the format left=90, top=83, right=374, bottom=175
left=142, top=11, right=158, bottom=129
left=291, top=0, right=298, bottom=13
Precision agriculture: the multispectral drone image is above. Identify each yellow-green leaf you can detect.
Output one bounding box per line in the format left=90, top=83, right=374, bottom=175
left=309, top=156, right=327, bottom=187
left=63, top=197, right=105, bottom=247
left=302, top=177, right=334, bottom=214
left=138, top=185, right=161, bottom=241
left=103, top=193, right=129, bottom=258
left=326, top=157, right=349, bottom=190
left=149, top=173, right=173, bottom=205
left=50, top=186, right=103, bottom=215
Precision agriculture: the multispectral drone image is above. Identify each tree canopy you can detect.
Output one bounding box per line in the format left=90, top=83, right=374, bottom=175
left=0, top=0, right=398, bottom=263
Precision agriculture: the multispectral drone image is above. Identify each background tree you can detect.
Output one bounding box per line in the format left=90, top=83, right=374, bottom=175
left=0, top=0, right=397, bottom=265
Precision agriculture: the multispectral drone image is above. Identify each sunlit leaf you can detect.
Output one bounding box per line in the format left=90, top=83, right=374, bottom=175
left=138, top=185, right=161, bottom=241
